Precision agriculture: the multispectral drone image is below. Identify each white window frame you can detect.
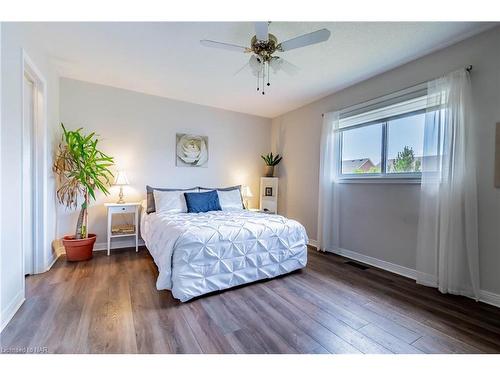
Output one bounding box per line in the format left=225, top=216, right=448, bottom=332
left=336, top=85, right=428, bottom=183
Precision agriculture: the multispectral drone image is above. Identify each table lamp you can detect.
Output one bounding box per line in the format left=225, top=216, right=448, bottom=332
left=113, top=170, right=129, bottom=204
left=241, top=185, right=253, bottom=209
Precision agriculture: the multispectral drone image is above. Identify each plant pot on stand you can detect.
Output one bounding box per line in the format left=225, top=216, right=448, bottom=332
left=264, top=165, right=275, bottom=177
left=261, top=153, right=282, bottom=178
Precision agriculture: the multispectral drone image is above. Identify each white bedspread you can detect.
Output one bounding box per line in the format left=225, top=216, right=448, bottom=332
left=141, top=210, right=308, bottom=302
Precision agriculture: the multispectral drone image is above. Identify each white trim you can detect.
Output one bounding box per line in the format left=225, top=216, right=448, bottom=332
left=0, top=21, right=3, bottom=332
left=0, top=22, right=4, bottom=332
left=44, top=252, right=62, bottom=272
left=22, top=50, right=49, bottom=276
left=0, top=290, right=25, bottom=333
left=311, top=241, right=500, bottom=309
left=336, top=177, right=421, bottom=184
left=479, top=290, right=500, bottom=308
left=415, top=271, right=438, bottom=288
left=308, top=239, right=318, bottom=248
left=325, top=246, right=417, bottom=280
left=30, top=251, right=62, bottom=275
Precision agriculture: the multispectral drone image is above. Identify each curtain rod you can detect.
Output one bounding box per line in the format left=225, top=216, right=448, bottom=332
left=321, top=65, right=473, bottom=117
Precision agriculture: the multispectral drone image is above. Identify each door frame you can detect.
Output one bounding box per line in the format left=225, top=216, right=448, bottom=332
left=0, top=22, right=2, bottom=291
left=22, top=50, right=48, bottom=277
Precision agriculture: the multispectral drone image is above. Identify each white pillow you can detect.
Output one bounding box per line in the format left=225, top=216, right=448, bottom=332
left=217, top=189, right=243, bottom=210
left=153, top=189, right=197, bottom=214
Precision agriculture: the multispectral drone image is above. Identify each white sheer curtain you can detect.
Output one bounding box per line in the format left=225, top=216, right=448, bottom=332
left=317, top=111, right=340, bottom=252
left=416, top=69, right=480, bottom=299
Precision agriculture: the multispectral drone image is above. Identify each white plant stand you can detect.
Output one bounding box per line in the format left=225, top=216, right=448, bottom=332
left=259, top=177, right=279, bottom=214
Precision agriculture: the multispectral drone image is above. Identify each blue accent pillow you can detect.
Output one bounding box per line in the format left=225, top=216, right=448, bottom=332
left=184, top=190, right=222, bottom=213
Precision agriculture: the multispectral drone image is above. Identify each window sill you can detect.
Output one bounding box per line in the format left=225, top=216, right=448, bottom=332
left=336, top=177, right=421, bottom=184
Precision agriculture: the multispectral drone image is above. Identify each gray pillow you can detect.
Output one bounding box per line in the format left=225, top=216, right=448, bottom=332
left=199, top=185, right=243, bottom=209
left=199, top=185, right=241, bottom=192
left=146, top=185, right=199, bottom=214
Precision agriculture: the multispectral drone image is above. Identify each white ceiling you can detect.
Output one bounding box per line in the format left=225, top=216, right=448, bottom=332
left=25, top=22, right=495, bottom=118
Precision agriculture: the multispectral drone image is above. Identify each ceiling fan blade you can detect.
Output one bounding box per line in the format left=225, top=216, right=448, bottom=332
left=255, top=22, right=269, bottom=42
left=233, top=62, right=250, bottom=76
left=200, top=40, right=250, bottom=53
left=278, top=28, right=331, bottom=52
left=270, top=57, right=300, bottom=76
left=278, top=59, right=300, bottom=76
left=249, top=55, right=264, bottom=77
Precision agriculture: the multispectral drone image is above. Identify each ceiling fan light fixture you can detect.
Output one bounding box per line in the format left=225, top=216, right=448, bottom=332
left=200, top=23, right=331, bottom=95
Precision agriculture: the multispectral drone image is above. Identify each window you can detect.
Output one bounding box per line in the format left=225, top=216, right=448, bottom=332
left=338, top=91, right=428, bottom=179
left=341, top=123, right=382, bottom=174
left=386, top=113, right=425, bottom=174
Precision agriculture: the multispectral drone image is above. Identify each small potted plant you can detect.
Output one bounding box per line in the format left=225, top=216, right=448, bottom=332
left=261, top=152, right=282, bottom=177
left=53, top=124, right=114, bottom=261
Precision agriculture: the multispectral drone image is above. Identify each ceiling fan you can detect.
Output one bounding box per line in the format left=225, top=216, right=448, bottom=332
left=200, top=22, right=331, bottom=95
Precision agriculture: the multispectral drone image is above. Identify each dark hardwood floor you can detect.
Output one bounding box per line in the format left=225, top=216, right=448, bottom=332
left=1, top=246, right=500, bottom=354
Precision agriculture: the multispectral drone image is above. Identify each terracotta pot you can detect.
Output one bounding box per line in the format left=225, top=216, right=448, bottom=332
left=62, top=234, right=97, bottom=261
left=264, top=165, right=275, bottom=177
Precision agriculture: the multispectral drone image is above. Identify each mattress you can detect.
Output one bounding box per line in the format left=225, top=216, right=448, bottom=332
left=141, top=209, right=308, bottom=302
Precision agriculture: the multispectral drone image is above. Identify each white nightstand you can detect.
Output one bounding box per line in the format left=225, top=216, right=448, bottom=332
left=104, top=202, right=141, bottom=256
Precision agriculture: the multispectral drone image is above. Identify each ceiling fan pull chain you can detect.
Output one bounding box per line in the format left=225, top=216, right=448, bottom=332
left=262, top=62, right=265, bottom=95
left=267, top=62, right=270, bottom=87
left=257, top=70, right=260, bottom=91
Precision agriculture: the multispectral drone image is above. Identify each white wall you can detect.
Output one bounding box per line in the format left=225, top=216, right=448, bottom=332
left=272, top=26, right=500, bottom=296
left=59, top=78, right=272, bottom=249
left=1, top=23, right=60, bottom=331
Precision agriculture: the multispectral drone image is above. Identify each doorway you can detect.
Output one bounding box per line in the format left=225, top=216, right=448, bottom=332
left=22, top=52, right=47, bottom=277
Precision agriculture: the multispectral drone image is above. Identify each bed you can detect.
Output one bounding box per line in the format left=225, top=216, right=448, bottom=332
left=140, top=194, right=308, bottom=302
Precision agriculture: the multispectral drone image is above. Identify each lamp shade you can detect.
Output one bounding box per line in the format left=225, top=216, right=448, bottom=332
left=241, top=185, right=253, bottom=198
left=113, top=170, right=129, bottom=186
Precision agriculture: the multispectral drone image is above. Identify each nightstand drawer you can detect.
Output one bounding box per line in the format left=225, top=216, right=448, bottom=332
left=108, top=205, right=137, bottom=214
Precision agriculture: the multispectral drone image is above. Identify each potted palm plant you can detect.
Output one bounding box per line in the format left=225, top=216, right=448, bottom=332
left=261, top=152, right=283, bottom=177
left=53, top=124, right=114, bottom=261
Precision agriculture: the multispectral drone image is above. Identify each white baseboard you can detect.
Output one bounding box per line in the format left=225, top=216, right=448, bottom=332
left=308, top=239, right=318, bottom=248
left=309, top=239, right=500, bottom=309
left=0, top=290, right=25, bottom=333
left=40, top=247, right=65, bottom=274
left=40, top=253, right=61, bottom=273
left=480, top=290, right=500, bottom=308
left=414, top=271, right=438, bottom=288
left=326, top=246, right=418, bottom=280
